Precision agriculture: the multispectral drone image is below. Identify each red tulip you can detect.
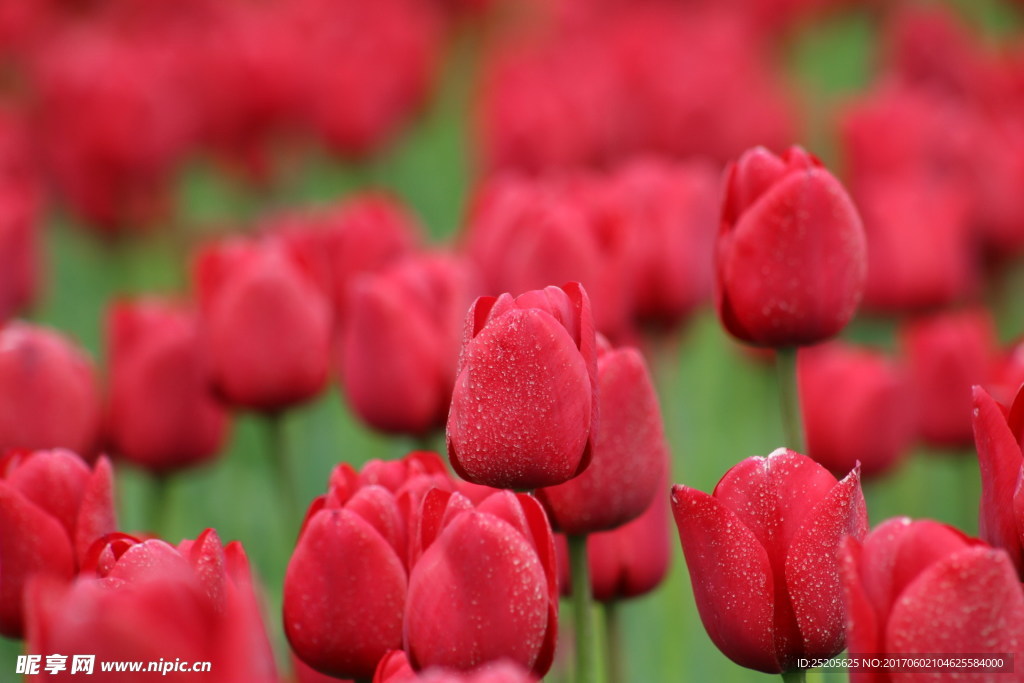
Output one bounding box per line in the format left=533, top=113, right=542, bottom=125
left=285, top=452, right=457, bottom=679
left=374, top=650, right=536, bottom=683
left=341, top=252, right=475, bottom=435
left=972, top=385, right=1024, bottom=576
left=464, top=176, right=629, bottom=337
left=405, top=489, right=558, bottom=676
left=855, top=174, right=975, bottom=313
left=900, top=309, right=997, bottom=448
left=33, top=27, right=193, bottom=234
left=0, top=322, right=101, bottom=456
left=0, top=449, right=115, bottom=638
left=799, top=343, right=915, bottom=478
left=26, top=530, right=278, bottom=682
left=601, top=159, right=719, bottom=330
left=587, top=474, right=672, bottom=602
left=278, top=194, right=421, bottom=331
left=106, top=300, right=230, bottom=473
left=537, top=339, right=667, bottom=534
left=671, top=449, right=867, bottom=673
left=195, top=236, right=332, bottom=412
left=447, top=283, right=598, bottom=489
left=840, top=518, right=1024, bottom=681
left=0, top=186, right=38, bottom=323
left=715, top=146, right=867, bottom=347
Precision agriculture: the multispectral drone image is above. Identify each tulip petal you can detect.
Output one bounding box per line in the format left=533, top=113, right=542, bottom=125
left=670, top=484, right=779, bottom=673
left=837, top=537, right=885, bottom=683
left=0, top=483, right=75, bottom=637
left=284, top=509, right=407, bottom=679
left=972, top=386, right=1024, bottom=572
left=785, top=466, right=867, bottom=661
left=74, top=456, right=116, bottom=566
left=885, top=547, right=1024, bottom=683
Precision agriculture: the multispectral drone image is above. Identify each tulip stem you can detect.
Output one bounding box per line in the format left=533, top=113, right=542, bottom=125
left=775, top=347, right=805, bottom=453
left=782, top=670, right=807, bottom=683
left=148, top=474, right=171, bottom=537
left=569, top=534, right=597, bottom=683
left=605, top=601, right=626, bottom=683
left=264, top=413, right=298, bottom=532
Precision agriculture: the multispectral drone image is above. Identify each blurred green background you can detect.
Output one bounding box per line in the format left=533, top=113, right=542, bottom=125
left=4, top=1, right=1023, bottom=681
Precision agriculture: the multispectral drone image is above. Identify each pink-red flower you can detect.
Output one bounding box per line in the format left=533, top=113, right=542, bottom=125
left=194, top=236, right=332, bottom=412
left=105, top=299, right=230, bottom=473
left=0, top=322, right=101, bottom=456
left=404, top=489, right=557, bottom=676
left=26, top=529, right=278, bottom=682
left=340, top=252, right=475, bottom=436
left=537, top=338, right=667, bottom=534
left=901, top=309, right=997, bottom=448
left=0, top=449, right=114, bottom=638
left=715, top=146, right=867, bottom=347
left=447, top=283, right=598, bottom=490
left=671, top=449, right=867, bottom=673
left=840, top=518, right=1024, bottom=681
left=972, top=384, right=1024, bottom=576
left=799, top=343, right=915, bottom=478
left=374, top=650, right=536, bottom=683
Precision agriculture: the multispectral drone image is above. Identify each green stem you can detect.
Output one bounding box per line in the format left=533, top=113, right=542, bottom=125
left=782, top=669, right=807, bottom=683
left=569, top=534, right=597, bottom=683
left=775, top=347, right=805, bottom=453
left=264, top=413, right=298, bottom=530
left=148, top=474, right=171, bottom=538
left=605, top=601, right=626, bottom=683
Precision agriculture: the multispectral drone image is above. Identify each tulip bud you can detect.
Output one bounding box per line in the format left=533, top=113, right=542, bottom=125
left=447, top=283, right=598, bottom=490
left=971, top=385, right=1024, bottom=576
left=839, top=518, right=1024, bottom=674
left=405, top=489, right=558, bottom=677
left=26, top=530, right=278, bottom=682
left=671, top=449, right=867, bottom=673
left=464, top=176, right=628, bottom=337
left=0, top=322, right=101, bottom=456
left=0, top=449, right=115, bottom=638
left=284, top=452, right=455, bottom=679
left=537, top=340, right=667, bottom=534
left=106, top=300, right=230, bottom=473
left=194, top=237, right=332, bottom=412
left=341, top=252, right=476, bottom=435
left=715, top=146, right=867, bottom=347
left=799, top=343, right=915, bottom=478
left=901, top=309, right=997, bottom=448
left=374, top=650, right=537, bottom=683
left=601, top=159, right=719, bottom=330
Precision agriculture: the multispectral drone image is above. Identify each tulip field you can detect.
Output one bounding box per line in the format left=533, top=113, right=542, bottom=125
left=4, top=1, right=1024, bottom=682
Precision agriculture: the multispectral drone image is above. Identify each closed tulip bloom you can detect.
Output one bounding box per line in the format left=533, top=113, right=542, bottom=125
left=840, top=518, right=1024, bottom=682
left=972, top=385, right=1024, bottom=575
left=405, top=489, right=558, bottom=676
left=0, top=449, right=115, bottom=638
left=537, top=339, right=667, bottom=534
left=284, top=451, right=453, bottom=679
left=901, top=309, right=997, bottom=448
left=671, top=449, right=867, bottom=673
left=715, top=146, right=867, bottom=347
left=464, top=176, right=628, bottom=337
left=341, top=253, right=475, bottom=435
left=26, top=530, right=278, bottom=682
left=587, top=473, right=672, bottom=602
left=374, top=650, right=536, bottom=683
left=195, top=237, right=332, bottom=412
left=602, top=159, right=719, bottom=330
left=0, top=186, right=39, bottom=323
left=106, top=300, right=230, bottom=473
left=799, top=343, right=915, bottom=478
left=0, top=322, right=101, bottom=456
left=447, top=283, right=598, bottom=490
left=278, top=194, right=421, bottom=332
left=856, top=175, right=975, bottom=313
